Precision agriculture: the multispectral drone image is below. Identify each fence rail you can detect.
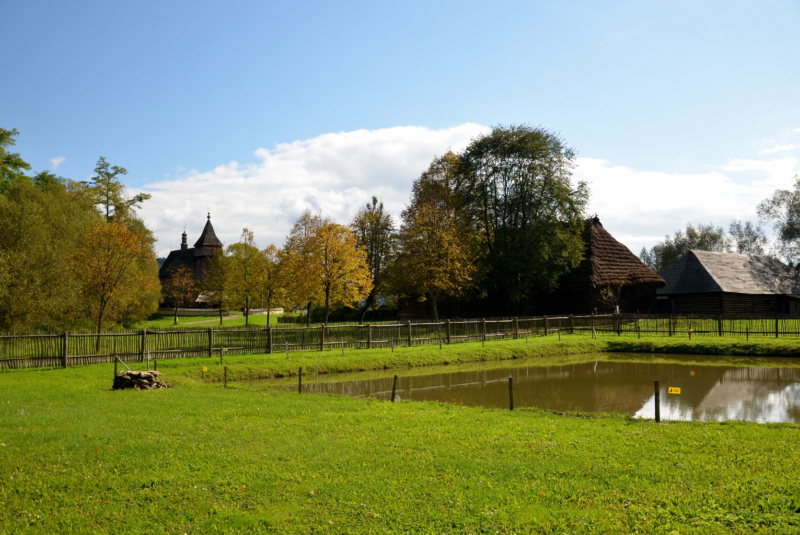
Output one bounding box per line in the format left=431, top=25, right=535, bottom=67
left=2, top=314, right=800, bottom=369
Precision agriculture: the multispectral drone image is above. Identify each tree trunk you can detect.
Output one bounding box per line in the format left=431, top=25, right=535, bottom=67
left=245, top=296, right=249, bottom=326
left=358, top=288, right=377, bottom=325
left=219, top=301, right=223, bottom=325
left=96, top=300, right=107, bottom=352
left=306, top=300, right=312, bottom=328
left=174, top=305, right=179, bottom=325
left=324, top=285, right=331, bottom=324
left=430, top=290, right=439, bottom=323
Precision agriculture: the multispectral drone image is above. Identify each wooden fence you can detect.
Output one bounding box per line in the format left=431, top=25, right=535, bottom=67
left=2, top=314, right=800, bottom=369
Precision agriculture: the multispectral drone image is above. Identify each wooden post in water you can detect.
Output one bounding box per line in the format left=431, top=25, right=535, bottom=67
left=140, top=329, right=147, bottom=363
left=391, top=374, right=398, bottom=402
left=407, top=320, right=412, bottom=347
left=62, top=332, right=68, bottom=369
left=508, top=377, right=514, bottom=411
left=208, top=328, right=213, bottom=358
left=224, top=366, right=228, bottom=389
left=446, top=319, right=451, bottom=344
left=298, top=367, right=302, bottom=393
left=654, top=380, right=660, bottom=423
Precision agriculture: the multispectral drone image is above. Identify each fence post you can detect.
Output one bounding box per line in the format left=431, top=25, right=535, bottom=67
left=654, top=380, right=660, bottom=423
left=718, top=314, right=723, bottom=337
left=140, top=329, right=147, bottom=363
left=224, top=366, right=227, bottom=389
left=514, top=317, right=519, bottom=339
left=482, top=318, right=487, bottom=345
left=367, top=324, right=373, bottom=349
left=668, top=315, right=673, bottom=337
left=544, top=316, right=549, bottom=336
left=616, top=315, right=621, bottom=336
left=446, top=319, right=451, bottom=344
left=776, top=317, right=779, bottom=338
left=391, top=374, right=398, bottom=402
left=569, top=314, right=574, bottom=334
left=267, top=325, right=273, bottom=354
left=208, top=328, right=213, bottom=358
left=407, top=320, right=412, bottom=347
left=321, top=324, right=326, bottom=352
left=62, top=332, right=68, bottom=369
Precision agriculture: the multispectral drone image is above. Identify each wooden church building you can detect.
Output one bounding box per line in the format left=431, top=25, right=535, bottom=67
left=547, top=217, right=666, bottom=314
left=158, top=214, right=224, bottom=292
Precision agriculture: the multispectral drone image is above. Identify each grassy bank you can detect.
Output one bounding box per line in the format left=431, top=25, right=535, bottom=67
left=1, top=360, right=799, bottom=533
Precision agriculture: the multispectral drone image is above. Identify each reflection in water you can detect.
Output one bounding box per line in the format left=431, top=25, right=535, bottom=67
left=272, top=359, right=800, bottom=423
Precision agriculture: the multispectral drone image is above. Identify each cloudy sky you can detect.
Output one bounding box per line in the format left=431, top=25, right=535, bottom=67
left=3, top=1, right=799, bottom=256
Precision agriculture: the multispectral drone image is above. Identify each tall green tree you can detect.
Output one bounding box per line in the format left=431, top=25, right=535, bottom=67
left=0, top=128, right=32, bottom=193
left=758, top=175, right=800, bottom=261
left=258, top=244, right=286, bottom=325
left=350, top=196, right=396, bottom=323
left=639, top=223, right=729, bottom=272
left=456, top=125, right=588, bottom=311
left=202, top=253, right=234, bottom=325
left=281, top=210, right=326, bottom=327
left=83, top=157, right=151, bottom=222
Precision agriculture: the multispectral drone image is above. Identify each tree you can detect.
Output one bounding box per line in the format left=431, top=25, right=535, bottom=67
left=227, top=228, right=264, bottom=325
left=640, top=223, right=728, bottom=272
left=395, top=153, right=475, bottom=321
left=162, top=265, right=196, bottom=325
left=71, top=222, right=158, bottom=345
left=258, top=244, right=286, bottom=325
left=314, top=221, right=372, bottom=323
left=83, top=157, right=151, bottom=222
left=0, top=128, right=32, bottom=193
left=456, top=125, right=588, bottom=311
left=350, top=196, right=396, bottom=323
left=729, top=220, right=768, bottom=256
left=758, top=175, right=800, bottom=261
left=281, top=210, right=326, bottom=327
left=202, top=253, right=233, bottom=325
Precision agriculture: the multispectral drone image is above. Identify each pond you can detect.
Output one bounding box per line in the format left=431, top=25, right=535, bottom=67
left=252, top=355, right=800, bottom=423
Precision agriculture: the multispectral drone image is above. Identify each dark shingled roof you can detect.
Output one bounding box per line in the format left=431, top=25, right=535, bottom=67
left=159, top=248, right=194, bottom=278
left=194, top=216, right=223, bottom=249
left=658, top=250, right=800, bottom=296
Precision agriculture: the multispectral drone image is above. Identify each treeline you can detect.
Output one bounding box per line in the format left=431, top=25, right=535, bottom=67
left=189, top=125, right=590, bottom=323
left=640, top=174, right=800, bottom=272
left=0, top=129, right=160, bottom=333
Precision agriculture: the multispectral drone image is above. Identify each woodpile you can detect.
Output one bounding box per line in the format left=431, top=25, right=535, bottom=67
left=113, top=370, right=170, bottom=390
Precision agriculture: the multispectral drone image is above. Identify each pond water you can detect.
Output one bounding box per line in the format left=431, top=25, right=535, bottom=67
left=257, top=355, right=800, bottom=423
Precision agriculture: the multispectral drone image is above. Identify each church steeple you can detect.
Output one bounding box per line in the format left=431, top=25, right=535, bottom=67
left=193, top=213, right=224, bottom=249
left=180, top=230, right=188, bottom=250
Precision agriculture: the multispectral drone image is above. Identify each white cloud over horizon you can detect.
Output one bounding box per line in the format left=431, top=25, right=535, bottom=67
left=50, top=156, right=66, bottom=170
left=137, top=123, right=800, bottom=259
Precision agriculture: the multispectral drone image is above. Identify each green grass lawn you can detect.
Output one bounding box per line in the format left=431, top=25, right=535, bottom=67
left=136, top=312, right=282, bottom=330
left=2, top=337, right=800, bottom=533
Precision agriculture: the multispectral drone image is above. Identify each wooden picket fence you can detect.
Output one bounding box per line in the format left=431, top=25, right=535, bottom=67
left=2, top=314, right=800, bottom=369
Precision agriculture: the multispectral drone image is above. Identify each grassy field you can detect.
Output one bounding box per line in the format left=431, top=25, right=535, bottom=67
left=2, top=337, right=800, bottom=533
left=136, top=312, right=282, bottom=330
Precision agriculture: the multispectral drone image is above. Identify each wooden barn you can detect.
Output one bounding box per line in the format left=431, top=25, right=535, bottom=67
left=656, top=250, right=800, bottom=316
left=158, top=214, right=224, bottom=296
left=547, top=217, right=666, bottom=314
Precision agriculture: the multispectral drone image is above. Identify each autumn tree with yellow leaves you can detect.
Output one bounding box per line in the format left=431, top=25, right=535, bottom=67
left=282, top=210, right=372, bottom=325
left=395, top=152, right=475, bottom=321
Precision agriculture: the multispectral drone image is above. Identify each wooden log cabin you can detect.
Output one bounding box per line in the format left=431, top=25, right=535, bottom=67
left=656, top=250, right=800, bottom=316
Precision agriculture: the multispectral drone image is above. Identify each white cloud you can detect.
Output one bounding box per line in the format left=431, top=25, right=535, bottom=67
left=139, top=123, right=488, bottom=256
left=49, top=156, right=66, bottom=170
left=138, top=123, right=800, bottom=259
left=758, top=144, right=800, bottom=155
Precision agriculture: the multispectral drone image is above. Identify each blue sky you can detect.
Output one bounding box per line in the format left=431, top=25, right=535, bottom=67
left=3, top=1, right=800, bottom=255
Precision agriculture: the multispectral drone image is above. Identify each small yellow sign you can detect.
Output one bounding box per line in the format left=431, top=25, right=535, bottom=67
left=202, top=367, right=208, bottom=372
left=669, top=387, right=681, bottom=394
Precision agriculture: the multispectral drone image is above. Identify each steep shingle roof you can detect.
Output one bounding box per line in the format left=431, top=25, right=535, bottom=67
left=193, top=215, right=223, bottom=249
left=559, top=217, right=665, bottom=290
left=658, top=250, right=800, bottom=296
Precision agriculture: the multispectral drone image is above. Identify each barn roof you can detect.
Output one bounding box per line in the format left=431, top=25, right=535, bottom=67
left=194, top=215, right=223, bottom=249
left=658, top=250, right=800, bottom=296
left=559, top=217, right=665, bottom=290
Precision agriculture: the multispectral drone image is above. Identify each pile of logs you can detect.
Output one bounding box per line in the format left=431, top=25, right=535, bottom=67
left=113, top=370, right=170, bottom=390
